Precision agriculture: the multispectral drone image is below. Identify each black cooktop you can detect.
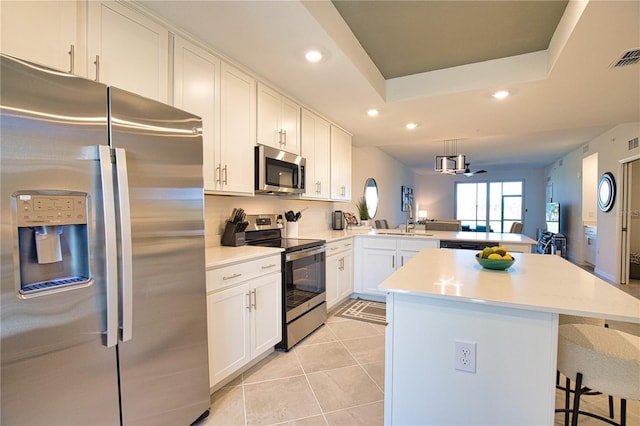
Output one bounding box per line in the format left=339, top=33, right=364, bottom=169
left=242, top=214, right=325, bottom=253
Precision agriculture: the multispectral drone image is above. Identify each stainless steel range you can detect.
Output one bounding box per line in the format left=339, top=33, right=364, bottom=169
left=244, top=214, right=326, bottom=350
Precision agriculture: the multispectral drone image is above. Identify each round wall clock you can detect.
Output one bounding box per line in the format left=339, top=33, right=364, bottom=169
left=597, top=172, right=616, bottom=212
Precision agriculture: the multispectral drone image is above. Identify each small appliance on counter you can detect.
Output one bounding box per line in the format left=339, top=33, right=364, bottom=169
left=332, top=210, right=344, bottom=230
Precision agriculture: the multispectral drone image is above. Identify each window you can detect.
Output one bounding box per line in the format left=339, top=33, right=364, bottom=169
left=455, top=181, right=523, bottom=233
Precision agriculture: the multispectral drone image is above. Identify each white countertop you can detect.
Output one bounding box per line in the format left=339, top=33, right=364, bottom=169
left=305, top=228, right=538, bottom=245
left=380, top=248, right=640, bottom=323
left=205, top=229, right=538, bottom=270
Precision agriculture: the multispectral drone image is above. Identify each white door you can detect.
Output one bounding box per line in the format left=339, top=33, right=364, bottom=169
left=338, top=251, right=354, bottom=300
left=361, top=248, right=396, bottom=296
left=207, top=284, right=251, bottom=387
left=173, top=37, right=220, bottom=192
left=256, top=83, right=281, bottom=149
left=219, top=62, right=255, bottom=195
left=280, top=97, right=300, bottom=154
left=1, top=1, right=82, bottom=74
left=88, top=1, right=168, bottom=102
left=325, top=254, right=340, bottom=309
left=251, top=272, right=282, bottom=355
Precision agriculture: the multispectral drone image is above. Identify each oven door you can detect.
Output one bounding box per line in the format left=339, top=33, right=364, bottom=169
left=284, top=246, right=326, bottom=323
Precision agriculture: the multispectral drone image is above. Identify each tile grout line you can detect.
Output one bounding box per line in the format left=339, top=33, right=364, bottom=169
left=291, top=344, right=330, bottom=425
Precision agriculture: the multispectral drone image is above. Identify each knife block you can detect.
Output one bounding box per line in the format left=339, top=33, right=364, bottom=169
left=221, top=221, right=245, bottom=247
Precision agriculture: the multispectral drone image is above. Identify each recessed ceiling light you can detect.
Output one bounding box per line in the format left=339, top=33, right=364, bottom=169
left=305, top=50, right=323, bottom=63
left=406, top=123, right=417, bottom=130
left=367, top=109, right=379, bottom=117
left=492, top=90, right=509, bottom=99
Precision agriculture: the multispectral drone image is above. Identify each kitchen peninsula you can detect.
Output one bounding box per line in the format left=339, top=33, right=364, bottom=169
left=380, top=248, right=640, bottom=425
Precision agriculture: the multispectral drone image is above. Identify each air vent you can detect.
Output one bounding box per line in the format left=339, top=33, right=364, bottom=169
left=629, top=137, right=639, bottom=150
left=611, top=49, right=640, bottom=68
left=582, top=144, right=590, bottom=154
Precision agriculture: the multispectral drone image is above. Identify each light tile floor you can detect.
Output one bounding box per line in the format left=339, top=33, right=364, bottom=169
left=199, top=309, right=385, bottom=426
left=198, top=301, right=639, bottom=426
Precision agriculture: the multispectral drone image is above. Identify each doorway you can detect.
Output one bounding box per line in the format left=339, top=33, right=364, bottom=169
left=619, top=157, right=640, bottom=288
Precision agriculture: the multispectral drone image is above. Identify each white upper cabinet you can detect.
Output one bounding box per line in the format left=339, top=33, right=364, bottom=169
left=257, top=83, right=301, bottom=154
left=1, top=1, right=85, bottom=75
left=88, top=1, right=168, bottom=103
left=173, top=36, right=255, bottom=195
left=330, top=126, right=352, bottom=201
left=218, top=62, right=256, bottom=195
left=301, top=108, right=330, bottom=200
left=173, top=37, right=221, bottom=192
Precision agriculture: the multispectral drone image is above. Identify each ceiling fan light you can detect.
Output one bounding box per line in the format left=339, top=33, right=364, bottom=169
left=367, top=109, right=379, bottom=117
left=406, top=122, right=417, bottom=130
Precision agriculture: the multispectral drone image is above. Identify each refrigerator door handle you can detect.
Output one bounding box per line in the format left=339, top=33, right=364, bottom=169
left=115, top=148, right=133, bottom=342
left=99, top=145, right=119, bottom=348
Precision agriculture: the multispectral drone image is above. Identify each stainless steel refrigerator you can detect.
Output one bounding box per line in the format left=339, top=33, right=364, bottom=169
left=1, top=54, right=210, bottom=425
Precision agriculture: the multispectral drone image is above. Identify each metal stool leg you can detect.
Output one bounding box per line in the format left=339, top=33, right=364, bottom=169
left=571, top=373, right=583, bottom=426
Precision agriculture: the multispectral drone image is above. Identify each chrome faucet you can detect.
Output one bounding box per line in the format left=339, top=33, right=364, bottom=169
left=405, top=198, right=414, bottom=233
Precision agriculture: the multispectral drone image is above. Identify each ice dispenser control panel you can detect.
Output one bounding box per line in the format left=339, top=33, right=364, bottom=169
left=16, top=193, right=87, bottom=226
left=13, top=191, right=91, bottom=297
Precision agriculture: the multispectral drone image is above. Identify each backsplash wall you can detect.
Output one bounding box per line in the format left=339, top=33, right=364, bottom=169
left=204, top=195, right=340, bottom=246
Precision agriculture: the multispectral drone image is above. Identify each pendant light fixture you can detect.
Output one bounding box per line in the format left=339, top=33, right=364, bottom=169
left=435, top=139, right=465, bottom=174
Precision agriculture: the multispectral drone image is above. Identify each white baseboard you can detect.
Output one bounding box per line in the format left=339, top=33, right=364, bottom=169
left=594, top=267, right=615, bottom=283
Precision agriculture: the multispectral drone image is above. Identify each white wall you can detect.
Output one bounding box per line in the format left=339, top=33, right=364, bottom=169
left=581, top=153, right=598, bottom=226
left=545, top=122, right=640, bottom=282
left=335, top=146, right=416, bottom=228
left=414, top=167, right=547, bottom=239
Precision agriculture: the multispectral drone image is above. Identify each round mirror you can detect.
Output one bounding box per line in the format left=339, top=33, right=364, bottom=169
left=597, top=172, right=616, bottom=212
left=364, top=178, right=379, bottom=219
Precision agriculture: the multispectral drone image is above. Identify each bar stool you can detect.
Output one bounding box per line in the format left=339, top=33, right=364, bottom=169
left=556, top=316, right=614, bottom=420
left=556, top=324, right=640, bottom=426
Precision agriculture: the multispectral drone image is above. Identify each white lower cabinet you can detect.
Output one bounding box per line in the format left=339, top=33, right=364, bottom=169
left=355, top=237, right=438, bottom=297
left=206, top=255, right=282, bottom=388
left=326, top=239, right=354, bottom=310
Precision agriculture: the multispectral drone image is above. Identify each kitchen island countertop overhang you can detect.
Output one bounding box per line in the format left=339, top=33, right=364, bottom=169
left=380, top=248, right=640, bottom=324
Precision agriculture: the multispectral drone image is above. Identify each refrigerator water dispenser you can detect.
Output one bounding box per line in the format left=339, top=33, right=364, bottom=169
left=13, top=191, right=91, bottom=297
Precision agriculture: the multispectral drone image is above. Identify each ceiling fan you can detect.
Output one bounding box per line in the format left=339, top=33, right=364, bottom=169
left=463, top=163, right=487, bottom=177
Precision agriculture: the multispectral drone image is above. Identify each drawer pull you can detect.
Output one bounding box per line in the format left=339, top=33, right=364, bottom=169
left=261, top=264, right=277, bottom=269
left=329, top=247, right=339, bottom=251
left=222, top=273, right=242, bottom=280
left=343, top=243, right=352, bottom=247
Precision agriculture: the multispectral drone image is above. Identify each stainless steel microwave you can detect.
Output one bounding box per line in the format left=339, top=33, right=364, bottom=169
left=255, top=145, right=306, bottom=194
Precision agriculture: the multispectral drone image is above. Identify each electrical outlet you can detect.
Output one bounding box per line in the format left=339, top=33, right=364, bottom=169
left=454, top=341, right=476, bottom=373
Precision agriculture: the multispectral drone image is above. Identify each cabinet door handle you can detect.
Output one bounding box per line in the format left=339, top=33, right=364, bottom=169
left=94, top=55, right=100, bottom=81
left=392, top=256, right=395, bottom=269
left=222, top=273, right=242, bottom=280
left=246, top=292, right=252, bottom=312
left=316, top=181, right=321, bottom=194
left=68, top=44, right=75, bottom=74
left=261, top=263, right=277, bottom=269
left=251, top=289, right=257, bottom=310
left=401, top=256, right=404, bottom=267
left=282, top=129, right=287, bottom=146
left=223, top=164, right=228, bottom=184
left=216, top=164, right=221, bottom=184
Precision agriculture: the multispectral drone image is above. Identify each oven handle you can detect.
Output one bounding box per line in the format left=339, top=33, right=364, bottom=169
left=285, top=245, right=327, bottom=262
